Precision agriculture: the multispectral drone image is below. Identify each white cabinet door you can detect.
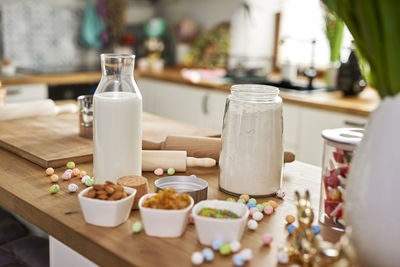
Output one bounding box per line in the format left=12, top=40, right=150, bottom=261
left=298, top=106, right=368, bottom=166
left=5, top=83, right=48, bottom=103
left=203, top=90, right=227, bottom=132
left=282, top=103, right=302, bottom=156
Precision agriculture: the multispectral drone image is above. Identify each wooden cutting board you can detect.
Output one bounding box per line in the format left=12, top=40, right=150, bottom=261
left=0, top=113, right=218, bottom=168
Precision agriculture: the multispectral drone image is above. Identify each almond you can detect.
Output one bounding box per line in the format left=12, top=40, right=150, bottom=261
left=114, top=185, right=124, bottom=192
left=105, top=180, right=115, bottom=185
left=96, top=190, right=108, bottom=196
left=97, top=194, right=108, bottom=200
left=105, top=185, right=115, bottom=194
left=93, top=184, right=105, bottom=190
left=110, top=191, right=122, bottom=200
left=87, top=189, right=96, bottom=198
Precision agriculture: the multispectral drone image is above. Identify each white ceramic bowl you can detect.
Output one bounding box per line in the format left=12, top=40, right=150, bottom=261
left=192, top=200, right=249, bottom=245
left=78, top=186, right=136, bottom=227
left=138, top=193, right=194, bottom=238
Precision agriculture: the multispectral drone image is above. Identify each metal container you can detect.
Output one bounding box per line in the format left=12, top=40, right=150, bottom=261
left=155, top=175, right=208, bottom=203
left=77, top=95, right=93, bottom=139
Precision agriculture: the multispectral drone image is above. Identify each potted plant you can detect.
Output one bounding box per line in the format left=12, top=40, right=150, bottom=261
left=322, top=1, right=400, bottom=266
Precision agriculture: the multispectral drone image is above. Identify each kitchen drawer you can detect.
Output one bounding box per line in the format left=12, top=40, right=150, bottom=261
left=5, top=83, right=48, bottom=103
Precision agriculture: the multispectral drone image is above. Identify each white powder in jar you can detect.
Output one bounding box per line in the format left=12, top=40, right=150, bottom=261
left=219, top=99, right=283, bottom=196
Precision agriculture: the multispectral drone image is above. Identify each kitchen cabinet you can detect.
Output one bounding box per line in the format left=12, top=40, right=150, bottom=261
left=137, top=77, right=369, bottom=165
left=5, top=83, right=48, bottom=103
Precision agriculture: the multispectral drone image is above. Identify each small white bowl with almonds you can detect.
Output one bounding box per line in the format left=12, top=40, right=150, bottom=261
left=78, top=181, right=136, bottom=227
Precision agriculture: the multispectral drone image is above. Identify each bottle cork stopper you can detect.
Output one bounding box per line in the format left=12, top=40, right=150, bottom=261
left=117, top=175, right=148, bottom=209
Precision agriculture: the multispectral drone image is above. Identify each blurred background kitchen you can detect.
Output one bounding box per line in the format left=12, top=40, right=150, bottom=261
left=0, top=0, right=377, bottom=165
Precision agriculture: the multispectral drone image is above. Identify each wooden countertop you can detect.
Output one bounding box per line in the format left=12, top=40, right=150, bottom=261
left=0, top=115, right=342, bottom=267
left=139, top=68, right=380, bottom=117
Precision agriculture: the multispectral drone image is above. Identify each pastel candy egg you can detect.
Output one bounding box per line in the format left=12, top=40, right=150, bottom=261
left=252, top=211, right=264, bottom=221
left=79, top=170, right=87, bottom=178
left=61, top=169, right=73, bottom=180
left=167, top=167, right=175, bottom=175
left=239, top=248, right=253, bottom=261
left=247, top=219, right=258, bottom=230
left=49, top=184, right=60, bottom=194
left=262, top=202, right=270, bottom=208
left=239, top=194, right=250, bottom=202
left=66, top=161, right=75, bottom=169
left=288, top=224, right=296, bottom=234
left=72, top=168, right=80, bottom=177
left=256, top=204, right=264, bottom=212
left=81, top=175, right=90, bottom=184
left=249, top=207, right=259, bottom=216
left=212, top=238, right=224, bottom=251
left=248, top=198, right=257, bottom=204
left=202, top=248, right=214, bottom=262
left=219, top=243, right=231, bottom=256
left=264, top=205, right=274, bottom=215
left=188, top=213, right=195, bottom=224
left=247, top=202, right=256, bottom=209
left=45, top=167, right=54, bottom=176
left=268, top=200, right=278, bottom=209
left=191, top=252, right=204, bottom=265
left=277, top=250, right=289, bottom=264
left=154, top=168, right=164, bottom=176
left=85, top=178, right=94, bottom=187
left=229, top=240, right=241, bottom=253
left=132, top=222, right=142, bottom=233
left=226, top=197, right=236, bottom=202
left=286, top=215, right=296, bottom=224
left=237, top=198, right=246, bottom=204
left=276, top=189, right=285, bottom=199
left=68, top=183, right=78, bottom=193
left=312, top=225, right=321, bottom=235
left=262, top=233, right=273, bottom=245
left=50, top=174, right=59, bottom=183
left=233, top=254, right=245, bottom=266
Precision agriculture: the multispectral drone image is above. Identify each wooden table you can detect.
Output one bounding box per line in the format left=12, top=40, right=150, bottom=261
left=0, top=122, right=342, bottom=266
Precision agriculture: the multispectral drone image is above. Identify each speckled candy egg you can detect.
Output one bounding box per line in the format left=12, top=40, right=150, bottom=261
left=68, top=183, right=78, bottom=193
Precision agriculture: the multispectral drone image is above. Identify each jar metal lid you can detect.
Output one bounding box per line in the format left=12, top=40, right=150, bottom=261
left=321, top=128, right=364, bottom=146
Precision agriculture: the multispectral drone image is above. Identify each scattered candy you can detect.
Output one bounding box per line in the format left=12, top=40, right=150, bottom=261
left=252, top=211, right=264, bottom=221
left=68, top=183, right=78, bottom=193
left=248, top=198, right=257, bottom=204
left=312, top=225, right=321, bottom=235
left=262, top=202, right=270, bottom=208
left=226, top=197, right=236, bottom=202
left=188, top=213, right=195, bottom=224
left=263, top=205, right=274, bottom=215
left=237, top=198, right=246, bottom=204
left=277, top=250, right=289, bottom=264
left=66, top=161, right=75, bottom=169
left=219, top=243, right=231, bottom=256
left=249, top=207, right=259, bottom=216
left=233, top=253, right=245, bottom=266
left=132, top=221, right=142, bottom=233
left=229, top=240, right=241, bottom=253
left=247, top=219, right=258, bottom=230
left=239, top=194, right=250, bottom=202
left=79, top=170, right=87, bottom=178
left=247, top=202, right=256, bottom=209
left=167, top=167, right=175, bottom=175
left=190, top=174, right=197, bottom=178
left=288, top=224, right=296, bottom=234
left=268, top=200, right=278, bottom=209
left=239, top=248, right=253, bottom=261
left=256, top=204, right=264, bottom=212
left=50, top=174, right=59, bottom=183
left=72, top=168, right=80, bottom=177
left=49, top=184, right=60, bottom=194
left=276, top=189, right=285, bottom=199
left=191, top=252, right=204, bottom=265
left=212, top=238, right=224, bottom=251
left=85, top=178, right=95, bottom=187
left=154, top=168, right=164, bottom=176
left=285, top=215, right=296, bottom=224
left=262, top=233, right=273, bottom=245
left=45, top=167, right=54, bottom=176
left=202, top=248, right=214, bottom=262
left=81, top=175, right=91, bottom=184
left=61, top=169, right=73, bottom=180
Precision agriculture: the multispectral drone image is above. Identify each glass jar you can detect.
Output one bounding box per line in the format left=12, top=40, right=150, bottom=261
left=93, top=54, right=142, bottom=184
left=219, top=84, right=283, bottom=197
left=319, top=128, right=363, bottom=231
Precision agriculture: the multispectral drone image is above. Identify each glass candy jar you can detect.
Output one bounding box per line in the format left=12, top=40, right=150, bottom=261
left=319, top=128, right=363, bottom=231
left=219, top=84, right=283, bottom=197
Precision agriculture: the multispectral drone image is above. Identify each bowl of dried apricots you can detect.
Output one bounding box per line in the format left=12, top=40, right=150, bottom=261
left=78, top=181, right=136, bottom=227
left=138, top=187, right=194, bottom=237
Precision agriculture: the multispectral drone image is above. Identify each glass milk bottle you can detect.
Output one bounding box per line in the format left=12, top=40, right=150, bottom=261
left=93, top=54, right=142, bottom=183
left=219, top=84, right=283, bottom=197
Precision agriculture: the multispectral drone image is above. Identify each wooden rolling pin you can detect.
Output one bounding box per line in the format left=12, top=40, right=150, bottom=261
left=142, top=150, right=216, bottom=172
left=143, top=136, right=295, bottom=163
